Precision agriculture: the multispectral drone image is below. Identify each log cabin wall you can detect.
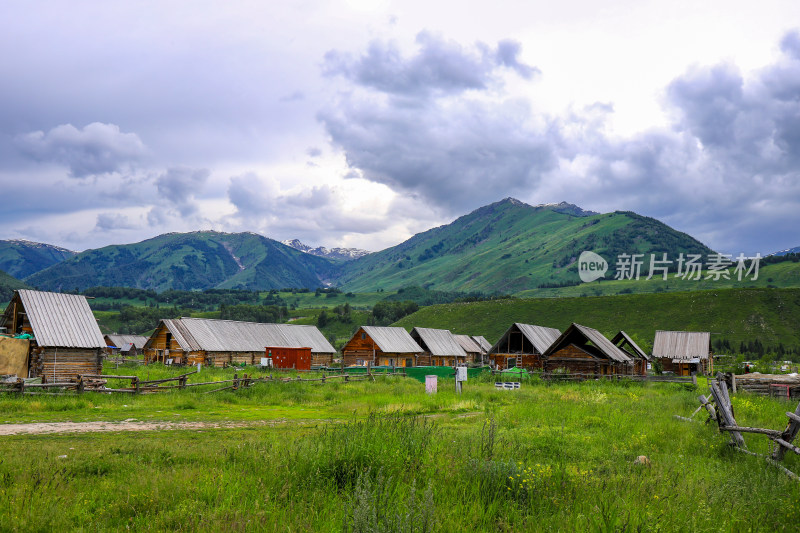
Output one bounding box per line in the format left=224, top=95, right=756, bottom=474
left=543, top=344, right=606, bottom=375
left=311, top=353, right=334, bottom=366
left=34, top=347, right=103, bottom=383
left=342, top=329, right=380, bottom=366
left=144, top=324, right=189, bottom=362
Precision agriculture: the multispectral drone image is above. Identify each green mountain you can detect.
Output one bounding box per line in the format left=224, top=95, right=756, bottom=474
left=0, top=239, right=76, bottom=278
left=333, top=198, right=715, bottom=293
left=393, top=287, right=800, bottom=355
left=0, top=269, right=29, bottom=303
left=26, top=231, right=337, bottom=292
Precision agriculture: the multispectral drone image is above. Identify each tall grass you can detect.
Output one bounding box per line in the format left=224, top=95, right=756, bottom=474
left=1, top=377, right=799, bottom=530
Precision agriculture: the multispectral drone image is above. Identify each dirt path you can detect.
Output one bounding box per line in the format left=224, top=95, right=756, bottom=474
left=0, top=418, right=291, bottom=436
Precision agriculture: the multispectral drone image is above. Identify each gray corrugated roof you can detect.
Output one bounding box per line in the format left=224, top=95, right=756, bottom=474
left=361, top=326, right=423, bottom=354
left=611, top=331, right=650, bottom=360
left=471, top=336, right=492, bottom=353
left=105, top=334, right=149, bottom=350
left=652, top=330, right=710, bottom=360
left=152, top=318, right=334, bottom=354
left=573, top=324, right=632, bottom=363
left=412, top=327, right=468, bottom=357
left=277, top=324, right=336, bottom=354
left=13, top=290, right=105, bottom=348
left=489, top=323, right=561, bottom=354
left=454, top=334, right=482, bottom=354
left=544, top=323, right=633, bottom=364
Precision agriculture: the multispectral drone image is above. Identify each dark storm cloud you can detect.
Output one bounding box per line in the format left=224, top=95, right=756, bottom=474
left=323, top=31, right=538, bottom=98
left=320, top=34, right=551, bottom=212
left=15, top=122, right=146, bottom=178
left=154, top=167, right=210, bottom=216
left=321, top=97, right=557, bottom=211
left=95, top=213, right=135, bottom=231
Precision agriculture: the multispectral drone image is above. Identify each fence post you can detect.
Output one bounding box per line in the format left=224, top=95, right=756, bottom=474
left=233, top=373, right=239, bottom=391
left=77, top=375, right=84, bottom=394
left=322, top=370, right=326, bottom=384
left=133, top=377, right=140, bottom=395
left=691, top=372, right=697, bottom=386
left=17, top=378, right=24, bottom=396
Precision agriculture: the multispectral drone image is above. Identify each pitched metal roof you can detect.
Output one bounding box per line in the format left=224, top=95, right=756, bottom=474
left=11, top=290, right=105, bottom=348
left=611, top=331, right=650, bottom=360
left=652, top=330, right=710, bottom=360
left=361, top=326, right=423, bottom=354
left=277, top=324, right=336, bottom=354
left=471, top=335, right=492, bottom=353
left=152, top=318, right=334, bottom=354
left=544, top=323, right=633, bottom=364
left=489, top=323, right=561, bottom=354
left=105, top=334, right=149, bottom=350
left=453, top=334, right=482, bottom=354
left=412, top=327, right=468, bottom=357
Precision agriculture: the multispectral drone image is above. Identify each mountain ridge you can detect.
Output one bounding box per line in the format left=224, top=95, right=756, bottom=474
left=8, top=198, right=723, bottom=294
left=0, top=239, right=77, bottom=279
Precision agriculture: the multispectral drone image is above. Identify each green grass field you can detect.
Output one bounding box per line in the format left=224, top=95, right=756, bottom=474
left=276, top=290, right=394, bottom=310
left=1, top=364, right=799, bottom=531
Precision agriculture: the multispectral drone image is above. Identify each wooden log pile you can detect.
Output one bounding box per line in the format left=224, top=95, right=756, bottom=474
left=720, top=372, right=800, bottom=399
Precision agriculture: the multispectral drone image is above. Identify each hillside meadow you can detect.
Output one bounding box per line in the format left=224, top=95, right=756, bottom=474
left=0, top=365, right=799, bottom=531
left=395, top=287, right=800, bottom=353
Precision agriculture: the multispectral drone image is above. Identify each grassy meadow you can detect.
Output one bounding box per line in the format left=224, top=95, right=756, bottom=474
left=1, top=365, right=799, bottom=531
left=395, top=287, right=800, bottom=354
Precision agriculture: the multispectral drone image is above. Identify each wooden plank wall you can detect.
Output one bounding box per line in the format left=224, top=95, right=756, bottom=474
left=35, top=348, right=103, bottom=383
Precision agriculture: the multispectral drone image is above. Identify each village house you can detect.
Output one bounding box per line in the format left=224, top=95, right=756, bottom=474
left=341, top=326, right=423, bottom=367
left=0, top=289, right=106, bottom=381
left=611, top=331, right=650, bottom=376
left=652, top=330, right=712, bottom=376
left=104, top=334, right=148, bottom=357
left=453, top=334, right=484, bottom=364
left=542, top=323, right=634, bottom=376
left=143, top=317, right=335, bottom=367
left=488, top=323, right=562, bottom=370
left=411, top=327, right=468, bottom=367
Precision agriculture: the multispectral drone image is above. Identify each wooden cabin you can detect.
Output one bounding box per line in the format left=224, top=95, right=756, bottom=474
left=453, top=334, right=483, bottom=364
left=612, top=331, right=650, bottom=376
left=143, top=318, right=335, bottom=367
left=488, top=323, right=561, bottom=370
left=0, top=290, right=105, bottom=381
left=104, top=334, right=148, bottom=357
left=411, top=327, right=468, bottom=367
left=471, top=336, right=492, bottom=365
left=542, top=323, right=633, bottom=376
left=652, top=330, right=712, bottom=376
left=341, top=326, right=423, bottom=367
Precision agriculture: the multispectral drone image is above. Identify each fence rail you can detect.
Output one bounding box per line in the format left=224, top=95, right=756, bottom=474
left=0, top=366, right=408, bottom=396
left=677, top=372, right=800, bottom=481
left=490, top=370, right=696, bottom=384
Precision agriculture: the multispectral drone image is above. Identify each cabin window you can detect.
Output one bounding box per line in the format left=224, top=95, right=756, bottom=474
left=361, top=332, right=366, bottom=340
left=405, top=358, right=412, bottom=367
left=389, top=358, right=394, bottom=367
left=506, top=357, right=517, bottom=369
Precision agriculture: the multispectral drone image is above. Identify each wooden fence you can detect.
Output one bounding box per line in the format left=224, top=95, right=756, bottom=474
left=491, top=370, right=696, bottom=384
left=678, top=372, right=800, bottom=481
left=0, top=366, right=408, bottom=396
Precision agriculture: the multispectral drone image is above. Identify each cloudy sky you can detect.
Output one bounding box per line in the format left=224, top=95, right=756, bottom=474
left=2, top=1, right=799, bottom=255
